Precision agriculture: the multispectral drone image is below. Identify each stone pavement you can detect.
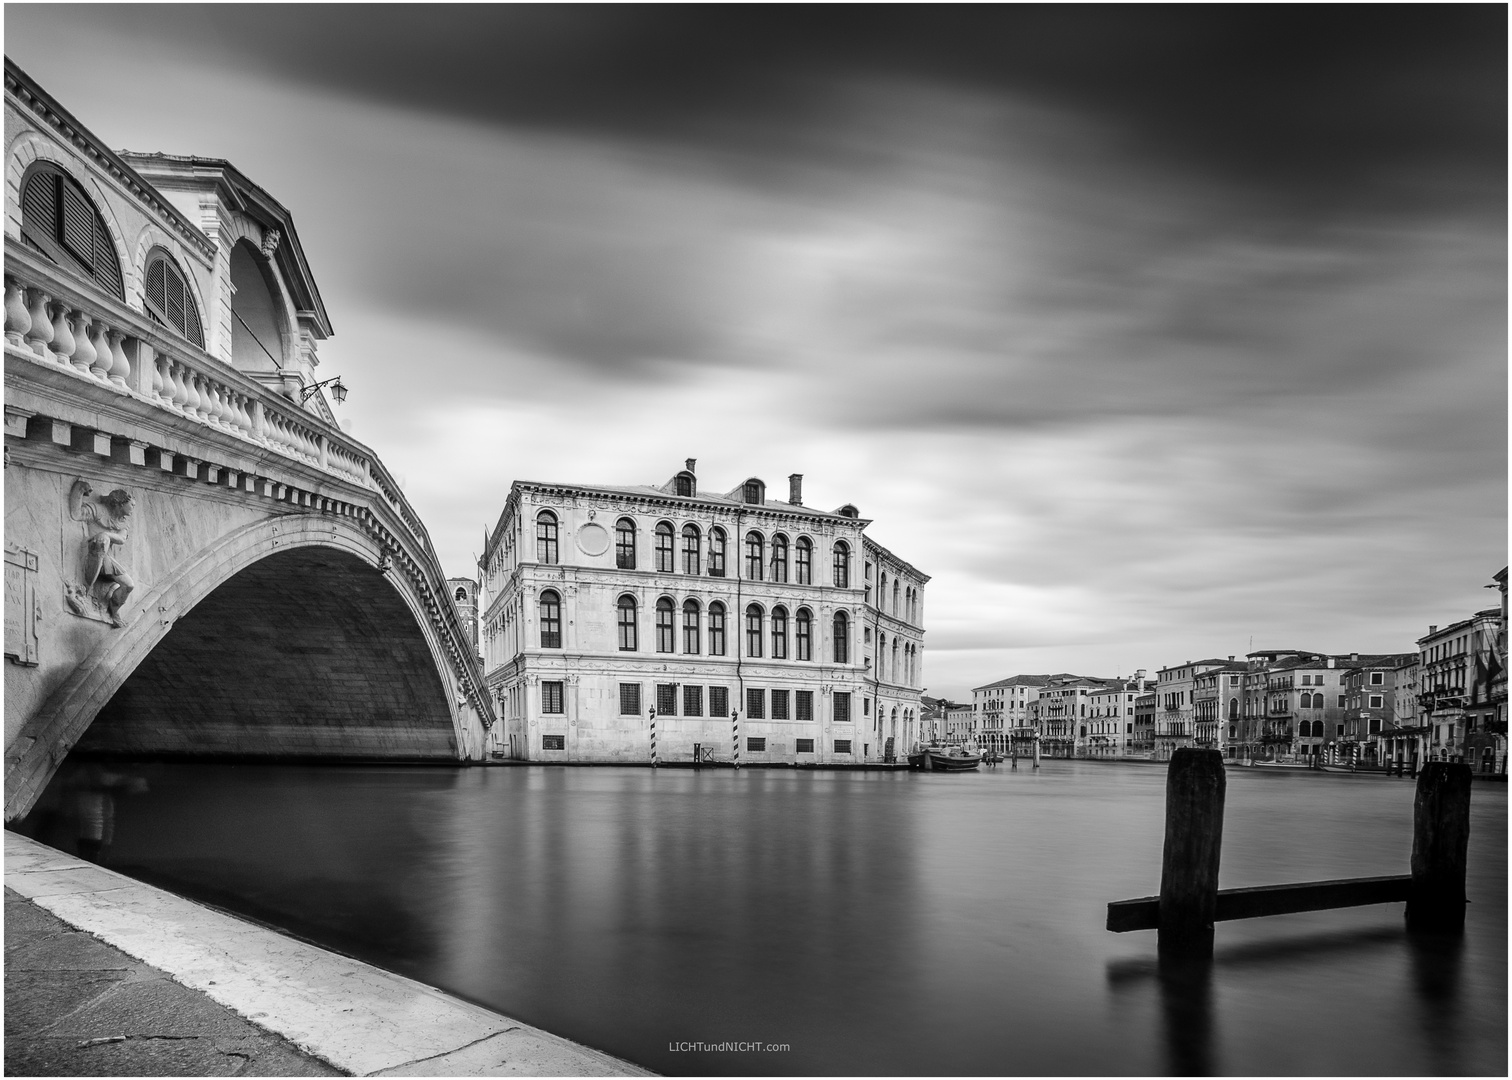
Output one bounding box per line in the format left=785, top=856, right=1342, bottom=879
left=6, top=887, right=341, bottom=1076
left=5, top=831, right=650, bottom=1076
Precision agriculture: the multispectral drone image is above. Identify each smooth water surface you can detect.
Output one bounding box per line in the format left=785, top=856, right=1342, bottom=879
left=18, top=760, right=1507, bottom=1075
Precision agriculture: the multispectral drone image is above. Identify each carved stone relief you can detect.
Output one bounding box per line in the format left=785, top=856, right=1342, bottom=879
left=64, top=479, right=135, bottom=628
left=5, top=545, right=41, bottom=665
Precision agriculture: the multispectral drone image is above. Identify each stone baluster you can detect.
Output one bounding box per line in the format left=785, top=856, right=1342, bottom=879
left=225, top=389, right=246, bottom=435
left=182, top=366, right=204, bottom=420
left=24, top=289, right=53, bottom=357
left=49, top=302, right=76, bottom=367
left=88, top=322, right=113, bottom=381
left=4, top=278, right=31, bottom=345
left=205, top=380, right=228, bottom=428
left=266, top=410, right=285, bottom=451
left=170, top=361, right=191, bottom=413
left=106, top=329, right=131, bottom=389
left=67, top=311, right=96, bottom=376
left=151, top=350, right=166, bottom=401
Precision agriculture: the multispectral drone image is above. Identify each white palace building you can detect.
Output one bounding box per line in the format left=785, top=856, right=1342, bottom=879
left=479, top=462, right=928, bottom=765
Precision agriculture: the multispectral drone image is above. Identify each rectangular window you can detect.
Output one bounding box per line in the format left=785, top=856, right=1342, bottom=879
left=656, top=683, right=678, bottom=716
left=709, top=607, right=726, bottom=656
left=797, top=690, right=813, bottom=723
left=709, top=686, right=729, bottom=716
left=834, top=739, right=852, bottom=754
left=1370, top=695, right=1384, bottom=708
left=684, top=685, right=704, bottom=716
left=747, top=687, right=765, bottom=719
left=1370, top=671, right=1385, bottom=685
left=1337, top=695, right=1346, bottom=708
left=771, top=689, right=789, bottom=720
left=619, top=683, right=641, bottom=715
left=708, top=533, right=726, bottom=577
left=834, top=692, right=852, bottom=723
left=863, top=696, right=870, bottom=716
left=542, top=734, right=565, bottom=750
left=747, top=737, right=766, bottom=752
left=796, top=738, right=814, bottom=753
left=542, top=681, right=564, bottom=714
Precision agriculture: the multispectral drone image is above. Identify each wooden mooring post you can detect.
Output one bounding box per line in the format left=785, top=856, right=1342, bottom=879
left=1107, top=751, right=1473, bottom=958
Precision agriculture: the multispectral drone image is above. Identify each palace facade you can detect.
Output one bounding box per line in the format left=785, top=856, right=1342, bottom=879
left=478, top=463, right=928, bottom=765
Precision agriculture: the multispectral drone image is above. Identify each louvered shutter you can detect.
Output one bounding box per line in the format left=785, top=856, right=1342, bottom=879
left=146, top=259, right=167, bottom=316
left=21, top=171, right=58, bottom=248
left=60, top=182, right=95, bottom=270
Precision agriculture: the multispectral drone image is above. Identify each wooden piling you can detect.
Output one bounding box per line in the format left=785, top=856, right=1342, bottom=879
left=1157, top=749, right=1225, bottom=958
left=1406, top=762, right=1471, bottom=935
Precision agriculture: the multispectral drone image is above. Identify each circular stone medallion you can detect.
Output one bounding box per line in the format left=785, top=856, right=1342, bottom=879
left=577, top=522, right=610, bottom=556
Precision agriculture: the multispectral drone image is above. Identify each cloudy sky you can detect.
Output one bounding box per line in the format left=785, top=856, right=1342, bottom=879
left=9, top=7, right=1505, bottom=699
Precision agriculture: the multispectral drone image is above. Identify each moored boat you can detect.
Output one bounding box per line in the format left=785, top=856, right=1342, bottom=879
left=907, top=745, right=982, bottom=771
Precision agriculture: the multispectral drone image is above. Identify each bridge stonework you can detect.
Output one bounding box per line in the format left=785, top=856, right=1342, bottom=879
left=4, top=61, right=493, bottom=821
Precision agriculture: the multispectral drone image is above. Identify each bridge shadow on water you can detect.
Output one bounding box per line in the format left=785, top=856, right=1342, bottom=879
left=1107, top=927, right=1469, bottom=1076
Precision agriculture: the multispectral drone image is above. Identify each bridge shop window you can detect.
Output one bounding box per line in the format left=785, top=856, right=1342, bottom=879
left=795, top=738, right=814, bottom=753
left=656, top=596, right=676, bottom=652
left=619, top=683, right=642, bottom=715
left=682, top=598, right=701, bottom=654
left=655, top=522, right=675, bottom=572
left=615, top=518, right=637, bottom=569
left=709, top=686, right=729, bottom=716
left=617, top=595, right=638, bottom=651
left=684, top=685, right=704, bottom=716
left=707, top=527, right=727, bottom=577
left=681, top=524, right=701, bottom=575
left=795, top=608, right=813, bottom=661
left=542, top=734, right=566, bottom=750
left=747, top=736, right=767, bottom=752
left=656, top=683, right=678, bottom=715
left=536, top=511, right=559, bottom=564
left=747, top=687, right=765, bottom=719
left=20, top=163, right=124, bottom=300
left=539, top=590, right=562, bottom=648
left=834, top=738, right=852, bottom=754
left=541, top=681, right=565, bottom=714
left=795, top=537, right=813, bottom=584
left=834, top=692, right=852, bottom=723
left=144, top=249, right=205, bottom=347
left=797, top=690, right=814, bottom=722
left=708, top=601, right=727, bottom=656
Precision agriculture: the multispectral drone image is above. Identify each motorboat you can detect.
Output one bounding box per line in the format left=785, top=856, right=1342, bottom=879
left=907, top=745, right=982, bottom=772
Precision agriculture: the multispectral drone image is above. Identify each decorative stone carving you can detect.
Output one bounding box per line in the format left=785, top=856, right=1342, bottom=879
left=65, top=479, right=135, bottom=627
left=5, top=545, right=41, bottom=665
left=260, top=228, right=282, bottom=258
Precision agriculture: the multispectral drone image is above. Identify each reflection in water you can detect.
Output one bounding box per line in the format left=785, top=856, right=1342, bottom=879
left=15, top=759, right=1507, bottom=1076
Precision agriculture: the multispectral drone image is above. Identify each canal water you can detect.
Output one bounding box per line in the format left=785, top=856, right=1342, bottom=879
left=16, top=760, right=1507, bottom=1076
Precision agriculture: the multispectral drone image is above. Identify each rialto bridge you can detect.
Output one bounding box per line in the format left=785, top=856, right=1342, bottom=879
left=3, top=59, right=493, bottom=821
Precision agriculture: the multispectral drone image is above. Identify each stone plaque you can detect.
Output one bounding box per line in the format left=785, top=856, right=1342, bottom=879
left=576, top=522, right=610, bottom=556
left=5, top=544, right=40, bottom=666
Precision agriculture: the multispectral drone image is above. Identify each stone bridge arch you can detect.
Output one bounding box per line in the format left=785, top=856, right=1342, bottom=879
left=5, top=515, right=481, bottom=821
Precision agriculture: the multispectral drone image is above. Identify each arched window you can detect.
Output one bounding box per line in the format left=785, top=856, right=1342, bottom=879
left=1228, top=698, right=1239, bottom=720
left=743, top=479, right=765, bottom=504
left=656, top=597, right=676, bottom=652
left=655, top=522, right=675, bottom=573
left=833, top=610, right=850, bottom=663
left=708, top=527, right=727, bottom=577
left=745, top=532, right=764, bottom=581
left=675, top=472, right=695, bottom=497
left=770, top=534, right=789, bottom=584
left=771, top=605, right=788, bottom=659
left=796, top=608, right=812, bottom=661
left=616, top=518, right=637, bottom=569
left=746, top=604, right=764, bottom=658
left=795, top=537, right=813, bottom=585
left=617, top=595, right=638, bottom=651
left=709, top=601, right=727, bottom=656
left=454, top=586, right=467, bottom=602
left=539, top=590, right=562, bottom=648
left=893, top=579, right=901, bottom=613
left=833, top=542, right=851, bottom=588
left=682, top=599, right=701, bottom=654
left=878, top=632, right=887, bottom=680
left=880, top=572, right=889, bottom=611
left=20, top=164, right=124, bottom=300
left=536, top=511, right=559, bottom=564
left=892, top=639, right=900, bottom=682
left=682, top=524, right=701, bottom=575
left=144, top=250, right=205, bottom=347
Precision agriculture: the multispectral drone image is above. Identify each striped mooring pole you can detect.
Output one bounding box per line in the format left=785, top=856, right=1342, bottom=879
left=649, top=708, right=658, bottom=767
left=733, top=711, right=740, bottom=770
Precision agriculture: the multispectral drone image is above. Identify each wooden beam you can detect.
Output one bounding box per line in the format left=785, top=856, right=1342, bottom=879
left=1108, top=874, right=1412, bottom=932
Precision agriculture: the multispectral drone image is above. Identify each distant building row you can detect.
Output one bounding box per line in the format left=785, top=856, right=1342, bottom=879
left=949, top=567, right=1507, bottom=773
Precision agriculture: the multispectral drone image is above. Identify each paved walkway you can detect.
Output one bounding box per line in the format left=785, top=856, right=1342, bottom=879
left=5, top=832, right=650, bottom=1076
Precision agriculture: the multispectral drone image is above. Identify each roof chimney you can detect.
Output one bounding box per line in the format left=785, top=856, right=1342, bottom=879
left=1350, top=652, right=1359, bottom=662
left=789, top=473, right=803, bottom=505
left=1429, top=625, right=1438, bottom=634
left=1228, top=655, right=1234, bottom=661
left=685, top=458, right=696, bottom=474
left=1327, top=657, right=1335, bottom=668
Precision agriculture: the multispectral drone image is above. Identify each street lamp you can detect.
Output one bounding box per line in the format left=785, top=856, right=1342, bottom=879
left=299, top=376, right=348, bottom=405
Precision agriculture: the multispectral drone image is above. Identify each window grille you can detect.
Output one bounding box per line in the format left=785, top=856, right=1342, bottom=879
left=834, top=739, right=852, bottom=754
left=771, top=690, right=789, bottom=720
left=541, top=681, right=564, bottom=714
left=796, top=738, right=814, bottom=753
left=620, top=683, right=642, bottom=715
left=656, top=683, right=678, bottom=715
left=834, top=692, right=852, bottom=723
left=747, top=688, right=765, bottom=719
left=709, top=686, right=729, bottom=716
left=684, top=685, right=704, bottom=716
left=747, top=736, right=766, bottom=752
left=542, top=734, right=565, bottom=750
left=797, top=690, right=813, bottom=723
